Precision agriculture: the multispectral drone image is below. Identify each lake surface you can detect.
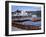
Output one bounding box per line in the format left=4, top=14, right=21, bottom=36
left=22, top=21, right=41, bottom=26
left=13, top=17, right=41, bottom=26
left=17, top=17, right=41, bottom=26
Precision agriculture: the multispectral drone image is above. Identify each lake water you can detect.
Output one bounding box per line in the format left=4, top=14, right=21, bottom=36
left=13, top=17, right=41, bottom=26
left=22, top=21, right=41, bottom=26
left=20, top=17, right=41, bottom=26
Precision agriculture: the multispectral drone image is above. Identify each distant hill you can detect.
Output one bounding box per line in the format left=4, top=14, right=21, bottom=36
left=31, top=11, right=41, bottom=17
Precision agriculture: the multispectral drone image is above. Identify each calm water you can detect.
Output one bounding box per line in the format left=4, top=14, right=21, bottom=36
left=22, top=21, right=41, bottom=26
left=21, top=17, right=41, bottom=26
left=13, top=17, right=41, bottom=26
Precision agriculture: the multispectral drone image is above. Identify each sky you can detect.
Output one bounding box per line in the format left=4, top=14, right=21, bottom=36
left=11, top=5, right=41, bottom=12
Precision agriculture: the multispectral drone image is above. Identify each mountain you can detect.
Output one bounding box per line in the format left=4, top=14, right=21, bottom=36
left=31, top=11, right=41, bottom=17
